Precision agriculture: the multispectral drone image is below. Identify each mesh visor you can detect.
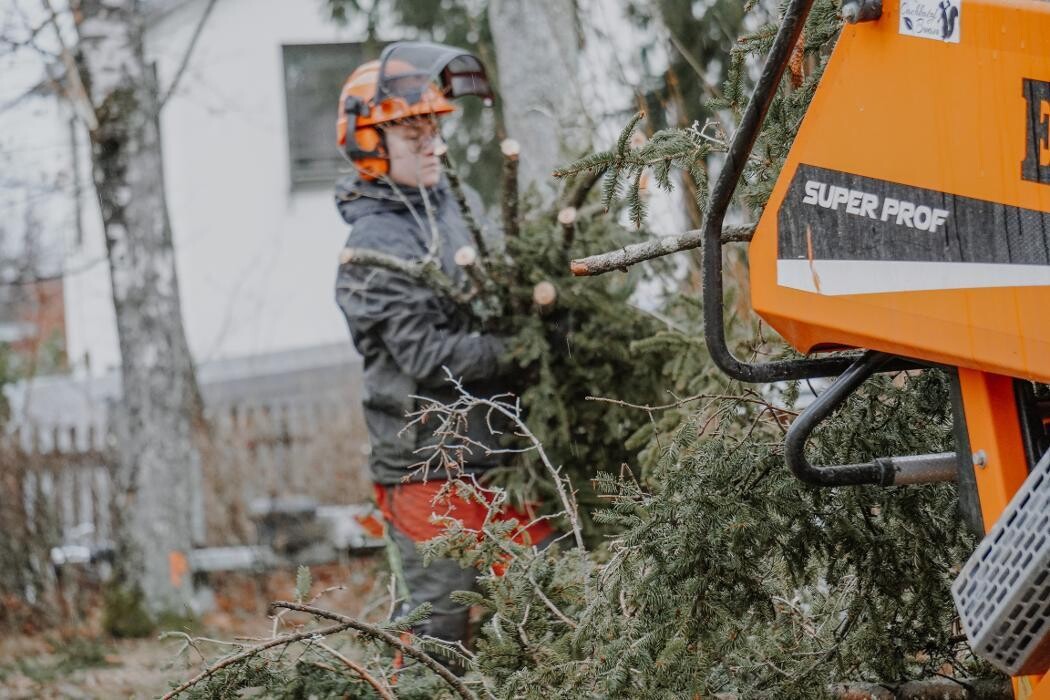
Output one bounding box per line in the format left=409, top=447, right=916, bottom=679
left=376, top=42, right=493, bottom=105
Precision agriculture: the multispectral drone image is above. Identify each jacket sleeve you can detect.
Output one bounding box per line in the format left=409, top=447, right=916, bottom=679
left=335, top=263, right=505, bottom=386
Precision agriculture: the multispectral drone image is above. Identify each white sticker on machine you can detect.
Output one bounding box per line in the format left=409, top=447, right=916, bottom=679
left=899, top=0, right=961, bottom=43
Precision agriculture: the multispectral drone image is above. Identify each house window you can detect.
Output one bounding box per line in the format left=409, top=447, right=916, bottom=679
left=282, top=43, right=369, bottom=186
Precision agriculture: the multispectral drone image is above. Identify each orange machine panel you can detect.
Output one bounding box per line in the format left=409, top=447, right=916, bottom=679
left=750, top=0, right=1050, bottom=382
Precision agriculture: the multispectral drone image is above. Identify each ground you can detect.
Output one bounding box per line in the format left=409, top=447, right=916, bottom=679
left=0, top=555, right=384, bottom=700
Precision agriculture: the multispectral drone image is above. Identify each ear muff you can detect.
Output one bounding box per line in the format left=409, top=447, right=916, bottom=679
left=351, top=126, right=388, bottom=180
left=342, top=95, right=389, bottom=180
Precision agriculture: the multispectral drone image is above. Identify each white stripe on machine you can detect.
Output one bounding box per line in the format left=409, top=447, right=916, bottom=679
left=777, top=259, right=1050, bottom=295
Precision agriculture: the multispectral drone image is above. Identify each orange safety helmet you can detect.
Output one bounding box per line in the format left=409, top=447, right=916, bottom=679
left=337, top=41, right=493, bottom=180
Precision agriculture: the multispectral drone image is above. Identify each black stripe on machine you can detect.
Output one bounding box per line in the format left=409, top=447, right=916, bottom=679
left=776, top=164, right=1050, bottom=295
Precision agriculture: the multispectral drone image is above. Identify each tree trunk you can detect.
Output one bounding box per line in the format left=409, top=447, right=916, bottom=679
left=75, top=0, right=202, bottom=614
left=488, top=0, right=589, bottom=201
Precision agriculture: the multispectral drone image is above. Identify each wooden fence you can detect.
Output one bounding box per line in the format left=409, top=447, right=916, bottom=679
left=200, top=398, right=371, bottom=544
left=1, top=398, right=371, bottom=549
left=5, top=422, right=113, bottom=546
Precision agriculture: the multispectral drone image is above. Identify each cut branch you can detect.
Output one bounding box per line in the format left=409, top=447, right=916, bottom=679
left=586, top=391, right=798, bottom=417
left=162, top=620, right=361, bottom=699
left=501, top=139, right=520, bottom=239
left=316, top=640, right=395, bottom=700
left=570, top=223, right=755, bottom=276
left=557, top=207, right=577, bottom=248
left=455, top=245, right=489, bottom=292
left=339, top=247, right=472, bottom=305
left=271, top=602, right=477, bottom=700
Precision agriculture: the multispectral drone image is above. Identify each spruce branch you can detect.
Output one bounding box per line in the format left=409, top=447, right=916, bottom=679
left=555, top=113, right=716, bottom=227
left=828, top=677, right=1011, bottom=699
left=315, top=640, right=395, bottom=700
left=338, top=247, right=474, bottom=304
left=161, top=620, right=365, bottom=699
left=440, top=148, right=489, bottom=259
left=271, top=601, right=478, bottom=700
left=560, top=167, right=605, bottom=212
left=569, top=223, right=755, bottom=276
left=528, top=572, right=579, bottom=629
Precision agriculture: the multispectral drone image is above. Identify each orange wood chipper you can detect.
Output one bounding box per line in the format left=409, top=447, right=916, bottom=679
left=695, top=0, right=1050, bottom=695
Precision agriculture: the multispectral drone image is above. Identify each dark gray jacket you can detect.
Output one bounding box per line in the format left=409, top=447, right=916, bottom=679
left=334, top=176, right=507, bottom=485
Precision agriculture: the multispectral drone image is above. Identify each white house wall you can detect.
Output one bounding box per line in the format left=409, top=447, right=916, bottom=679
left=140, top=0, right=380, bottom=369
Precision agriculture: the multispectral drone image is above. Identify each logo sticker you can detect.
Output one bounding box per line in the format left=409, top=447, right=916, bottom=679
left=900, top=0, right=960, bottom=43
left=1022, top=78, right=1050, bottom=185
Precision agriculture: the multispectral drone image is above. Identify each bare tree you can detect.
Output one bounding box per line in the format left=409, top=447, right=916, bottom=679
left=0, top=0, right=214, bottom=614
left=74, top=0, right=206, bottom=614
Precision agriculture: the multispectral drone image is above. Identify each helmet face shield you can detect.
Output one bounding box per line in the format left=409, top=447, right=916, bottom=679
left=338, top=41, right=493, bottom=180
left=376, top=42, right=493, bottom=106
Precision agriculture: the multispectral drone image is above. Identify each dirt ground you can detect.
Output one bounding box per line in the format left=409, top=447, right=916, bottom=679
left=0, top=554, right=385, bottom=700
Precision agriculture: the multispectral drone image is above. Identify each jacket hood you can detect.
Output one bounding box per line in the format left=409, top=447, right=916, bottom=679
left=335, top=175, right=450, bottom=226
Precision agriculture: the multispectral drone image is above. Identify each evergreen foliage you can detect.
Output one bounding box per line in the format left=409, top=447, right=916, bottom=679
left=470, top=191, right=678, bottom=526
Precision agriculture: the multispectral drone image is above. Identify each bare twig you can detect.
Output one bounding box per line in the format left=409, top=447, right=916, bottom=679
left=316, top=640, right=395, bottom=700
left=160, top=0, right=220, bottom=107
left=528, top=573, right=578, bottom=629
left=406, top=389, right=585, bottom=564
left=437, top=373, right=585, bottom=554
left=570, top=223, right=755, bottom=276
left=0, top=254, right=107, bottom=287
left=40, top=0, right=97, bottom=129
left=0, top=16, right=51, bottom=53
left=271, top=602, right=477, bottom=700
left=666, top=30, right=724, bottom=102
left=159, top=630, right=243, bottom=663
left=585, top=392, right=798, bottom=416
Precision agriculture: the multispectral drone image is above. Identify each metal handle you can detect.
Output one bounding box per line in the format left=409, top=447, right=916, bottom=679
left=698, top=0, right=915, bottom=382
left=784, top=351, right=958, bottom=486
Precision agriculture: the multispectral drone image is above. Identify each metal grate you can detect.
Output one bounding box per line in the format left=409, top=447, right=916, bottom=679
left=952, top=449, right=1050, bottom=676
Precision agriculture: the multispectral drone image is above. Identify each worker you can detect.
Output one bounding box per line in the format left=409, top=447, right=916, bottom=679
left=333, top=42, right=554, bottom=648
